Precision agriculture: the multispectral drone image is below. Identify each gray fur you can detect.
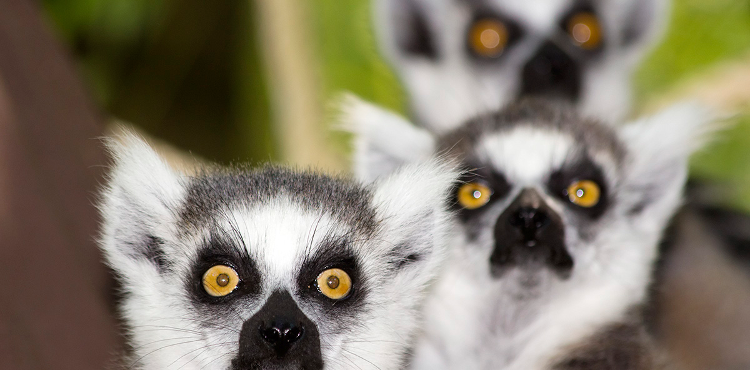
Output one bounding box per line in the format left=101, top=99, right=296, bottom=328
left=436, top=99, right=626, bottom=164
left=180, top=165, right=377, bottom=233
left=551, top=309, right=671, bottom=370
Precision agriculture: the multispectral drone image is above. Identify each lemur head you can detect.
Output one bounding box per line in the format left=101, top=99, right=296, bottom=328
left=346, top=97, right=715, bottom=298
left=99, top=134, right=457, bottom=370
left=374, top=0, right=668, bottom=132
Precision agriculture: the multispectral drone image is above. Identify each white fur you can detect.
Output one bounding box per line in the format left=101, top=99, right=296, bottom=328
left=345, top=97, right=717, bottom=369
left=477, top=127, right=575, bottom=186
left=620, top=102, right=722, bottom=183
left=99, top=133, right=187, bottom=285
left=340, top=94, right=436, bottom=182
left=99, top=133, right=459, bottom=369
left=374, top=0, right=669, bottom=132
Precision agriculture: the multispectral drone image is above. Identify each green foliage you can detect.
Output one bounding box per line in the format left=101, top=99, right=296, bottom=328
left=635, top=0, right=750, bottom=104
left=691, top=114, right=750, bottom=211
left=313, top=0, right=403, bottom=114
left=633, top=0, right=750, bottom=210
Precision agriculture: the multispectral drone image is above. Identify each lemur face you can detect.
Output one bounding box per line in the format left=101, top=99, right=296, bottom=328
left=375, top=0, right=667, bottom=132
left=99, top=134, right=457, bottom=370
left=346, top=97, right=715, bottom=290
left=440, top=115, right=622, bottom=279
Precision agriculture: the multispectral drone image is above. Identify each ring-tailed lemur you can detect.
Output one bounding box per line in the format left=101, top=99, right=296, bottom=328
left=373, top=0, right=667, bottom=132
left=98, top=133, right=458, bottom=370
left=373, top=2, right=750, bottom=366
left=344, top=97, right=718, bottom=369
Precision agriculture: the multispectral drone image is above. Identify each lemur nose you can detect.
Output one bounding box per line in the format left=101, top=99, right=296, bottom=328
left=236, top=290, right=321, bottom=365
left=235, top=291, right=322, bottom=368
left=260, top=321, right=304, bottom=350
left=520, top=41, right=581, bottom=101
left=509, top=206, right=550, bottom=246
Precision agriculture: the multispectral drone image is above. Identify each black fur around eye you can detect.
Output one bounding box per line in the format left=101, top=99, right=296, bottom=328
left=547, top=160, right=609, bottom=219
left=452, top=169, right=511, bottom=218
left=397, top=0, right=438, bottom=59
left=465, top=12, right=523, bottom=61
left=188, top=238, right=262, bottom=305
left=295, top=237, right=367, bottom=313
left=566, top=180, right=601, bottom=208
left=457, top=181, right=493, bottom=210
left=468, top=19, right=509, bottom=58
left=566, top=12, right=603, bottom=50
left=558, top=3, right=605, bottom=53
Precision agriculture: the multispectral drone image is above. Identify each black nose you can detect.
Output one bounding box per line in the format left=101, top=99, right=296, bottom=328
left=490, top=189, right=572, bottom=278
left=260, top=320, right=304, bottom=352
left=520, top=41, right=581, bottom=101
left=509, top=206, right=550, bottom=246
left=233, top=290, right=323, bottom=369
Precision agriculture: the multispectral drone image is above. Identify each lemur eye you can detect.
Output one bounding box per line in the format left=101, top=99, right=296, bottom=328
left=316, top=268, right=352, bottom=300
left=457, top=182, right=492, bottom=210
left=566, top=180, right=601, bottom=208
left=202, top=265, right=240, bottom=297
left=468, top=19, right=509, bottom=57
left=566, top=13, right=602, bottom=50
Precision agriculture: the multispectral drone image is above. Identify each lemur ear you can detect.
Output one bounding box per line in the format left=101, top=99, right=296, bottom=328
left=371, top=158, right=458, bottom=279
left=340, top=95, right=436, bottom=182
left=619, top=0, right=669, bottom=52
left=99, top=132, right=186, bottom=275
left=618, top=102, right=721, bottom=215
left=373, top=0, right=439, bottom=60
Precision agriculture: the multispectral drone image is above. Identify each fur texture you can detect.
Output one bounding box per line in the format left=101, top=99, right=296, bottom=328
left=550, top=309, right=671, bottom=370
left=373, top=0, right=668, bottom=132
left=98, top=133, right=459, bottom=370
left=344, top=97, right=717, bottom=369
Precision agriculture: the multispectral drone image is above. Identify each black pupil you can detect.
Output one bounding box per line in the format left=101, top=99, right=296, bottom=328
left=216, top=273, right=230, bottom=287
left=327, top=275, right=340, bottom=289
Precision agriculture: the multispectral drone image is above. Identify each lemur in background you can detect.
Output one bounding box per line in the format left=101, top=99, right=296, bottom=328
left=371, top=0, right=750, bottom=368
left=344, top=97, right=717, bottom=369
left=98, top=133, right=458, bottom=370
left=373, top=0, right=667, bottom=132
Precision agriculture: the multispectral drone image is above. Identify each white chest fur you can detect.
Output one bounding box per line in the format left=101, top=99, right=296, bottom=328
left=410, top=245, right=645, bottom=370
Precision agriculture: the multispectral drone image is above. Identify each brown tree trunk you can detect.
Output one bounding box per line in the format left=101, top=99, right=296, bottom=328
left=0, top=0, right=120, bottom=368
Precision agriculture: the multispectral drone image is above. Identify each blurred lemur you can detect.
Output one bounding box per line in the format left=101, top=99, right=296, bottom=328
left=98, top=134, right=458, bottom=370
left=345, top=97, right=716, bottom=369
left=371, top=0, right=750, bottom=368
left=373, top=0, right=667, bottom=133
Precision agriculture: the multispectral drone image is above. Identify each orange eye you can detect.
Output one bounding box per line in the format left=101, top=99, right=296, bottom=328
left=468, top=19, right=509, bottom=57
left=202, top=265, right=240, bottom=297
left=317, top=268, right=352, bottom=300
left=566, top=180, right=601, bottom=208
left=566, top=13, right=602, bottom=50
left=457, top=182, right=492, bottom=210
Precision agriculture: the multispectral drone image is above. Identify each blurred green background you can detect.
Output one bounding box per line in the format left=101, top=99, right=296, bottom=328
left=41, top=0, right=750, bottom=207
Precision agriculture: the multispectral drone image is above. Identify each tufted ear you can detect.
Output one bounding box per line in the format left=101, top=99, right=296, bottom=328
left=340, top=95, right=436, bottom=182
left=98, top=132, right=186, bottom=276
left=370, top=157, right=458, bottom=283
left=618, top=102, right=722, bottom=217
left=373, top=0, right=440, bottom=61
left=619, top=0, right=669, bottom=53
